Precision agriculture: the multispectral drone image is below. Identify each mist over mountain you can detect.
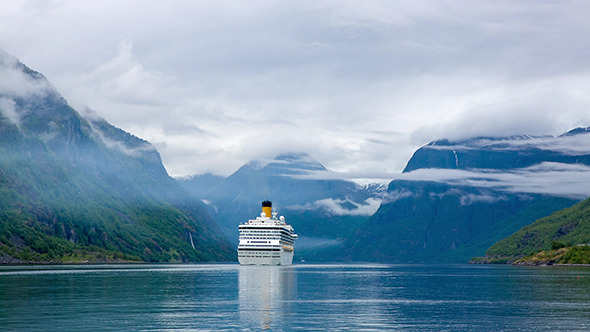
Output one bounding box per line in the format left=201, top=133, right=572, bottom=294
left=179, top=153, right=383, bottom=260
left=342, top=131, right=590, bottom=263
left=0, top=50, right=233, bottom=263
left=4, top=47, right=589, bottom=265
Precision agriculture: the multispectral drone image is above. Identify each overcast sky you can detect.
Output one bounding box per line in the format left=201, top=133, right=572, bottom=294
left=2, top=0, right=590, bottom=181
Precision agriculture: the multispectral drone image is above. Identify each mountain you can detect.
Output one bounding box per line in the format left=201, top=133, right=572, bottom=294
left=178, top=153, right=383, bottom=260
left=180, top=173, right=226, bottom=202
left=0, top=50, right=234, bottom=263
left=341, top=131, right=590, bottom=263
left=481, top=196, right=590, bottom=263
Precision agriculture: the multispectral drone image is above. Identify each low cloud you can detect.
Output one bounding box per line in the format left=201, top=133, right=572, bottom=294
left=395, top=162, right=590, bottom=199
left=86, top=117, right=158, bottom=158
left=382, top=188, right=414, bottom=204
left=0, top=50, right=52, bottom=99
left=279, top=167, right=397, bottom=186
left=97, top=133, right=157, bottom=158
left=459, top=193, right=509, bottom=206
left=0, top=97, right=20, bottom=127
left=290, top=197, right=381, bottom=216
left=200, top=199, right=218, bottom=213
left=424, top=132, right=590, bottom=156
left=296, top=236, right=342, bottom=249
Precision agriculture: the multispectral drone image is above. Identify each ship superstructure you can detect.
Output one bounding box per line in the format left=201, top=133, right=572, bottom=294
left=238, top=201, right=298, bottom=265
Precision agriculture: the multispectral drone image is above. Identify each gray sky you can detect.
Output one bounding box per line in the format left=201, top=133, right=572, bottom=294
left=2, top=0, right=590, bottom=181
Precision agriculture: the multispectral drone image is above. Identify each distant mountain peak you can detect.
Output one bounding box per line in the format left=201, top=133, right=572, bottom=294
left=559, top=127, right=590, bottom=137
left=274, top=152, right=312, bottom=162
left=427, top=139, right=451, bottom=147
left=270, top=153, right=326, bottom=172
left=242, top=160, right=268, bottom=171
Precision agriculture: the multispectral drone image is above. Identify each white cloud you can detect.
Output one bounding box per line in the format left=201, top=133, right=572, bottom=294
left=411, top=86, right=590, bottom=144
left=90, top=126, right=157, bottom=158
left=290, top=197, right=382, bottom=216
left=418, top=131, right=590, bottom=157
left=0, top=97, right=19, bottom=127
left=395, top=162, right=590, bottom=199
left=0, top=50, right=52, bottom=99
left=382, top=188, right=414, bottom=204
left=459, top=193, right=508, bottom=206
left=82, top=42, right=178, bottom=107
left=1, top=1, right=590, bottom=179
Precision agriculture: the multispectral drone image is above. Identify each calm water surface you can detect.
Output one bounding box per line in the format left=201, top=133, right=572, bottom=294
left=1, top=263, right=589, bottom=331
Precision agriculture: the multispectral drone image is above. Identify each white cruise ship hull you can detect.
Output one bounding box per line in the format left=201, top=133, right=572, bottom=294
left=238, top=250, right=293, bottom=266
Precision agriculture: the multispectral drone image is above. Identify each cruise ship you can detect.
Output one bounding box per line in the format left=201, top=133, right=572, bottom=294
left=238, top=201, right=298, bottom=265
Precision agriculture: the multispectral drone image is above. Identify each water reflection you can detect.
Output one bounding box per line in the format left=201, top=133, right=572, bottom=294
left=3, top=264, right=590, bottom=331
left=238, top=266, right=296, bottom=330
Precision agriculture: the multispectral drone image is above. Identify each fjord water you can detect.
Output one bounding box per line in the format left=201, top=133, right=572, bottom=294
left=1, top=264, right=590, bottom=331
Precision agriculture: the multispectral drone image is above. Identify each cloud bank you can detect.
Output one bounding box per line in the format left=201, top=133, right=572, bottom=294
left=425, top=132, right=590, bottom=156
left=395, top=162, right=590, bottom=199
left=1, top=1, right=590, bottom=179
left=289, top=197, right=382, bottom=217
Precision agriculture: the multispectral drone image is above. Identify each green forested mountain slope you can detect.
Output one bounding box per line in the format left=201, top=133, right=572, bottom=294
left=482, top=197, right=590, bottom=263
left=0, top=50, right=234, bottom=263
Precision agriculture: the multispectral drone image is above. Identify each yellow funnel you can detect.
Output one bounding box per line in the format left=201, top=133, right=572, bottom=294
left=262, top=200, right=272, bottom=218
